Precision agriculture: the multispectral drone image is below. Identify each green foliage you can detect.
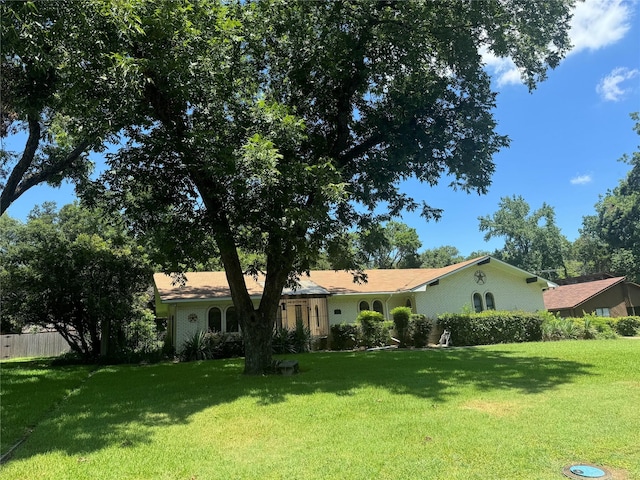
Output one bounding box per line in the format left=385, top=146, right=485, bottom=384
left=329, top=324, right=359, bottom=351
left=391, top=306, right=412, bottom=347
left=356, top=310, right=389, bottom=348
left=420, top=246, right=464, bottom=268
left=1, top=204, right=153, bottom=361
left=611, top=316, right=640, bottom=336
left=272, top=323, right=311, bottom=354
left=408, top=314, right=432, bottom=348
left=578, top=114, right=640, bottom=281
left=179, top=331, right=244, bottom=362
left=541, top=313, right=618, bottom=341
left=358, top=222, right=423, bottom=269
left=438, top=311, right=543, bottom=346
left=478, top=196, right=569, bottom=277
left=180, top=331, right=211, bottom=361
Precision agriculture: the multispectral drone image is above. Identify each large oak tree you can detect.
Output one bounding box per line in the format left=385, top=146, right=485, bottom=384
left=3, top=0, right=575, bottom=373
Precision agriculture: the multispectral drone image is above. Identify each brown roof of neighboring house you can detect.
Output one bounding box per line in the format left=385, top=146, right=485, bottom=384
left=543, top=276, right=626, bottom=311
left=154, top=256, right=485, bottom=302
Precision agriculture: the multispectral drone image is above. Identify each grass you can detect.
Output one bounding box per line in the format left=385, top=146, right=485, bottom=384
left=0, top=358, right=94, bottom=453
left=1, top=339, right=639, bottom=479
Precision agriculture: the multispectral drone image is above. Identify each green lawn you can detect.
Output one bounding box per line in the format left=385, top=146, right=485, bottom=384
left=1, top=340, right=639, bottom=479
left=0, top=358, right=94, bottom=454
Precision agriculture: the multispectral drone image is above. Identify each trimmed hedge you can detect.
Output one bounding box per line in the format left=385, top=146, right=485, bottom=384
left=391, top=306, right=412, bottom=347
left=356, top=310, right=388, bottom=348
left=438, top=311, right=543, bottom=346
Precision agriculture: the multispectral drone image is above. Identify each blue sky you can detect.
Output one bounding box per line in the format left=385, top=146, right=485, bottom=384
left=4, top=0, right=640, bottom=258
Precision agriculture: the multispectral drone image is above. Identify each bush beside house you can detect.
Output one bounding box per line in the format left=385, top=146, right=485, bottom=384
left=612, top=316, right=640, bottom=336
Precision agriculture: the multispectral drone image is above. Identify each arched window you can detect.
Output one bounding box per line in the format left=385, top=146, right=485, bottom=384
left=372, top=300, right=383, bottom=314
left=485, top=292, right=495, bottom=310
left=405, top=298, right=412, bottom=309
left=208, top=307, right=222, bottom=332
left=473, top=293, right=484, bottom=313
left=359, top=301, right=370, bottom=312
left=226, top=306, right=239, bottom=332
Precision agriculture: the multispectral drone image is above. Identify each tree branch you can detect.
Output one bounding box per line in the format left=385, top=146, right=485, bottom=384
left=1, top=111, right=95, bottom=215
left=1, top=113, right=41, bottom=215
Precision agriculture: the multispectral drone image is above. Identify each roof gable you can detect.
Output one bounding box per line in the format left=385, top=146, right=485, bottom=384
left=543, top=277, right=626, bottom=310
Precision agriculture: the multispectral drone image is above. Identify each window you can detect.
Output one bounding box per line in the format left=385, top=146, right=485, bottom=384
left=359, top=301, right=370, bottom=312
left=315, top=305, right=320, bottom=328
left=208, top=307, right=222, bottom=332
left=405, top=298, right=412, bottom=309
left=372, top=300, right=383, bottom=314
left=334, top=309, right=342, bottom=315
left=295, top=304, right=304, bottom=328
left=627, top=306, right=639, bottom=316
left=473, top=293, right=483, bottom=313
left=485, top=293, right=495, bottom=310
left=226, top=306, right=239, bottom=332
left=595, top=307, right=610, bottom=317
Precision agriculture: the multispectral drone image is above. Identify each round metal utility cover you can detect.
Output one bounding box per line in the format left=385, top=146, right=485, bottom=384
left=562, top=464, right=612, bottom=479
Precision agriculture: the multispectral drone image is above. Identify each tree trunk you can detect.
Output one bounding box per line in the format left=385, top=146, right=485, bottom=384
left=241, top=309, right=275, bottom=375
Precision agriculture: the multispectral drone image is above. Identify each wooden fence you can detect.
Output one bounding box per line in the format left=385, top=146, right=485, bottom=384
left=1, top=332, right=71, bottom=359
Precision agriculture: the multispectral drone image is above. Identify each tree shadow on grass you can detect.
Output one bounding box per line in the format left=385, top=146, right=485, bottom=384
left=5, top=347, right=594, bottom=463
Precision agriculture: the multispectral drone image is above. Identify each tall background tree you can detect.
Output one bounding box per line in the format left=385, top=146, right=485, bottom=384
left=478, top=195, right=569, bottom=277
left=578, top=113, right=640, bottom=282
left=356, top=221, right=422, bottom=269
left=3, top=0, right=575, bottom=374
left=419, top=246, right=465, bottom=269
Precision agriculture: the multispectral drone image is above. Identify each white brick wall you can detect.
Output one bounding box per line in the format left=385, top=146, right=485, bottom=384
left=414, top=263, right=545, bottom=317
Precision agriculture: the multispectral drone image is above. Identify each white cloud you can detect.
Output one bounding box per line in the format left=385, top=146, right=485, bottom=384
left=596, top=67, right=640, bottom=101
left=569, top=0, right=632, bottom=54
left=480, top=47, right=522, bottom=87
left=570, top=174, right=593, bottom=185
left=482, top=0, right=634, bottom=87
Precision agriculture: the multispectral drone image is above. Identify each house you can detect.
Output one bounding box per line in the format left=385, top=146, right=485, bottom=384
left=154, top=255, right=556, bottom=350
left=543, top=275, right=640, bottom=318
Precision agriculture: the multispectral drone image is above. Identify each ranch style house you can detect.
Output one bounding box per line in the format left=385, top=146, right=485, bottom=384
left=154, top=255, right=556, bottom=350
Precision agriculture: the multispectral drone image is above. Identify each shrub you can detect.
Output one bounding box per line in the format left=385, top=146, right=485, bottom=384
left=272, top=323, right=312, bottom=354
left=179, top=331, right=244, bottom=362
left=272, top=326, right=295, bottom=354
left=408, top=314, right=432, bottom=348
left=542, top=314, right=618, bottom=341
left=292, top=322, right=312, bottom=353
left=391, top=306, right=412, bottom=347
left=612, top=316, right=640, bottom=336
left=180, top=331, right=211, bottom=361
left=330, top=323, right=358, bottom=350
left=438, top=311, right=543, bottom=346
left=356, top=310, right=388, bottom=348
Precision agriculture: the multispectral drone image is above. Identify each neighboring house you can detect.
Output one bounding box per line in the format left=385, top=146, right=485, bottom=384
left=154, top=255, right=555, bottom=350
left=543, top=276, right=640, bottom=318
